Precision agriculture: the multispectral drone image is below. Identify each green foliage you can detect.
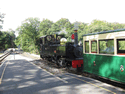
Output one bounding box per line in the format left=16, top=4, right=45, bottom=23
left=0, top=12, right=5, bottom=30
left=0, top=30, right=15, bottom=50
left=47, top=23, right=60, bottom=35
left=15, top=17, right=40, bottom=54
left=91, top=41, right=97, bottom=52
left=39, top=19, right=53, bottom=36
left=88, top=20, right=111, bottom=33
left=119, top=41, right=125, bottom=50
left=15, top=17, right=125, bottom=54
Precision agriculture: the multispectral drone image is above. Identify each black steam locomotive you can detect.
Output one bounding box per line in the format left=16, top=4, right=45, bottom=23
left=39, top=30, right=83, bottom=68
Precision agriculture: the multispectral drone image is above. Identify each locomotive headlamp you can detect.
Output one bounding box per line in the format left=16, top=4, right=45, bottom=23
left=60, top=38, right=67, bottom=45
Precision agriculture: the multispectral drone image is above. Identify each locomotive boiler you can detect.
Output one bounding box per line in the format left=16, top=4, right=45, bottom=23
left=39, top=29, right=83, bottom=69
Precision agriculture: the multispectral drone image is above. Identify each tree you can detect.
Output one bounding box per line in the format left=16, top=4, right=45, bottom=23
left=15, top=17, right=40, bottom=54
left=0, top=30, right=16, bottom=50
left=15, top=17, right=125, bottom=54
left=87, top=20, right=111, bottom=33
left=109, top=22, right=125, bottom=30
left=48, top=18, right=72, bottom=35
left=0, top=12, right=5, bottom=30
left=39, top=19, right=53, bottom=36
left=47, top=23, right=60, bottom=34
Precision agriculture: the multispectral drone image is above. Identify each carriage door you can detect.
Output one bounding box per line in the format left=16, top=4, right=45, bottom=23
left=117, top=39, right=125, bottom=83
left=91, top=40, right=99, bottom=75
left=83, top=41, right=93, bottom=73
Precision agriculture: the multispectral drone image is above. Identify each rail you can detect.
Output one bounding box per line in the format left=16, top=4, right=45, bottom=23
left=0, top=49, right=12, bottom=62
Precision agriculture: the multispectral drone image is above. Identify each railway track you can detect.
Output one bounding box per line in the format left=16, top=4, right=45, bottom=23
left=80, top=72, right=125, bottom=90
left=0, top=49, right=12, bottom=64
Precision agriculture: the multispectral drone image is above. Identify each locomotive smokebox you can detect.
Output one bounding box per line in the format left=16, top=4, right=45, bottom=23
left=74, top=29, right=78, bottom=46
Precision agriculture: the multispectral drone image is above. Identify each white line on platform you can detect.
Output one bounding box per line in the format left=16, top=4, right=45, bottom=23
left=0, top=59, right=6, bottom=68
left=27, top=60, right=68, bottom=84
left=64, top=74, right=116, bottom=94
left=0, top=61, right=9, bottom=84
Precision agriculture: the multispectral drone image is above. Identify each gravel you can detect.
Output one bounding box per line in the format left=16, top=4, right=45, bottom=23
left=32, top=59, right=69, bottom=74
left=21, top=52, right=74, bottom=75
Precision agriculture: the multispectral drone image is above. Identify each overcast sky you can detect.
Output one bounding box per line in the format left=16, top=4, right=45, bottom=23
left=1, top=0, right=125, bottom=32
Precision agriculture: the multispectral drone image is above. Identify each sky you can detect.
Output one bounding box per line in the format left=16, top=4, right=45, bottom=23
left=1, top=0, right=125, bottom=33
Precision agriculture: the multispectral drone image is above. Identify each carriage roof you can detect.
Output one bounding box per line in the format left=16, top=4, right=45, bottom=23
left=83, top=28, right=125, bottom=36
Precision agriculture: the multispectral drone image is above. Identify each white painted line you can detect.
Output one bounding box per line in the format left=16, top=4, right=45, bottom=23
left=64, top=74, right=116, bottom=94
left=27, top=60, right=68, bottom=83
left=0, top=61, right=9, bottom=84
left=0, top=59, right=6, bottom=68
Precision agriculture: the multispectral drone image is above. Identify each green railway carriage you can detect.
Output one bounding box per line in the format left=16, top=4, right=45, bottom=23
left=83, top=29, right=125, bottom=83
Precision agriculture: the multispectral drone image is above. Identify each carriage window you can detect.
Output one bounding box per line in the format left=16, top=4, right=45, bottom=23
left=91, top=40, right=97, bottom=53
left=85, top=41, right=89, bottom=53
left=117, top=39, right=125, bottom=54
left=99, top=39, right=114, bottom=54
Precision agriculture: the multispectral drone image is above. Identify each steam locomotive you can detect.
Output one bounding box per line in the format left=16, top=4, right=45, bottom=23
left=39, top=30, right=83, bottom=69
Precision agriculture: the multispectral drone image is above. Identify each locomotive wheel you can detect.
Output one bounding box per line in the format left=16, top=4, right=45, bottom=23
left=48, top=57, right=52, bottom=61
left=56, top=62, right=60, bottom=66
left=66, top=62, right=72, bottom=69
left=57, top=58, right=65, bottom=67
left=43, top=58, right=46, bottom=60
left=40, top=55, right=43, bottom=59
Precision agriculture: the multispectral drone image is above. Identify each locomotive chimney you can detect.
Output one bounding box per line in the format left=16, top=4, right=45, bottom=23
left=74, top=21, right=79, bottom=46
left=74, top=29, right=78, bottom=46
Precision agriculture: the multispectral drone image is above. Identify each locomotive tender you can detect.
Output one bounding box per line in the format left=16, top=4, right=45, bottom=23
left=40, top=30, right=83, bottom=68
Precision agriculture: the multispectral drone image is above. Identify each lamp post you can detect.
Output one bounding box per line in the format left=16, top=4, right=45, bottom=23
left=11, top=30, right=15, bottom=60
left=21, top=30, right=22, bottom=49
left=20, top=29, right=22, bottom=49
